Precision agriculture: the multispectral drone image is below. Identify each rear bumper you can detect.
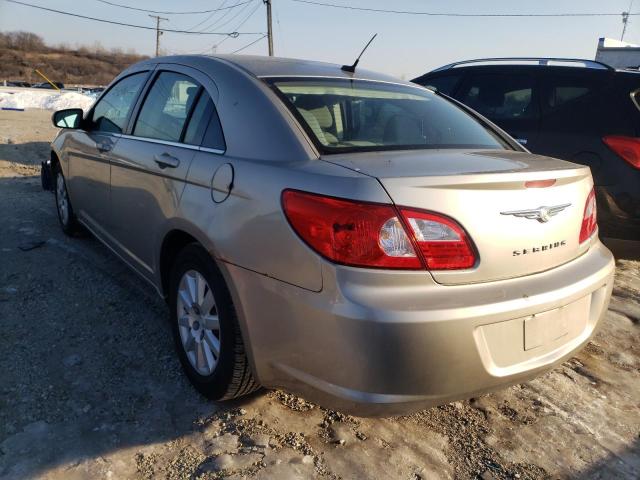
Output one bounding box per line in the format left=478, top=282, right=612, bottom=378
left=226, top=241, right=614, bottom=416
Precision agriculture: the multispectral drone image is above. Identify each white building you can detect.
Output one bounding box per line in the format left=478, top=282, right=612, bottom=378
left=595, top=37, right=640, bottom=69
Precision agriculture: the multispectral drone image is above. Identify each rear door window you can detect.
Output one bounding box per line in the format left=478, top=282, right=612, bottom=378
left=183, top=91, right=211, bottom=145
left=182, top=91, right=226, bottom=151
left=201, top=107, right=225, bottom=151
left=90, top=72, right=147, bottom=133
left=133, top=71, right=199, bottom=142
left=456, top=74, right=537, bottom=121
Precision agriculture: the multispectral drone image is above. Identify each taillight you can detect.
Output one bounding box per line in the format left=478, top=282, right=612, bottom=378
left=603, top=135, right=640, bottom=169
left=399, top=209, right=476, bottom=269
left=579, top=187, right=597, bottom=244
left=281, top=189, right=476, bottom=270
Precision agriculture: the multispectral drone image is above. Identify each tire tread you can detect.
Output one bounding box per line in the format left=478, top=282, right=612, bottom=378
left=171, top=243, right=260, bottom=401
left=220, top=307, right=260, bottom=399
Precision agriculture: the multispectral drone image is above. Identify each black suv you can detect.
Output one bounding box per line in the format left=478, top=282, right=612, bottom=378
left=413, top=58, right=640, bottom=240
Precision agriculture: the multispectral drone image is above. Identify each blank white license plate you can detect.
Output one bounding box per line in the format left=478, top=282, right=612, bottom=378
left=524, top=305, right=572, bottom=351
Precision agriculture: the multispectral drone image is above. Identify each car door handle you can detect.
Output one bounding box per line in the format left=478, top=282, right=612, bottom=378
left=154, top=152, right=180, bottom=169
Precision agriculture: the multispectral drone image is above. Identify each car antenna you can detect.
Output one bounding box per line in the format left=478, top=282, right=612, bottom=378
left=341, top=34, right=377, bottom=73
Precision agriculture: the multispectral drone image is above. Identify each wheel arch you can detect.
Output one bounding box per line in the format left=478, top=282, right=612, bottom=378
left=159, top=229, right=201, bottom=299
left=157, top=223, right=225, bottom=298
left=158, top=226, right=261, bottom=382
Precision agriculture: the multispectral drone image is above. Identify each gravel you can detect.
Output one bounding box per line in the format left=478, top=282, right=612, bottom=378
left=1, top=110, right=639, bottom=479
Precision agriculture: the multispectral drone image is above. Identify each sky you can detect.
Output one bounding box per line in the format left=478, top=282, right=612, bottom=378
left=0, top=0, right=637, bottom=79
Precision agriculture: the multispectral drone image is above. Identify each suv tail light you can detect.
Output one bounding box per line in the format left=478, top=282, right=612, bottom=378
left=281, top=190, right=476, bottom=270
left=603, top=135, right=640, bottom=169
left=579, top=187, right=597, bottom=243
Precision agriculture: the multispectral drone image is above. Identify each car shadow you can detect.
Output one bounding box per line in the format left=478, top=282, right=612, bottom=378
left=601, top=237, right=640, bottom=261
left=0, top=141, right=51, bottom=168
left=0, top=175, right=264, bottom=479
left=578, top=438, right=640, bottom=478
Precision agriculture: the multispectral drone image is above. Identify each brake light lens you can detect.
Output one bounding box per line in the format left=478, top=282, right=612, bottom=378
left=579, top=187, right=597, bottom=243
left=282, top=190, right=476, bottom=270
left=525, top=179, right=556, bottom=188
left=281, top=190, right=421, bottom=269
left=603, top=135, right=640, bottom=169
left=400, top=208, right=476, bottom=269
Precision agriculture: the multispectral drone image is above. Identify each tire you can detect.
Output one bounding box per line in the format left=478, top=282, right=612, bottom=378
left=169, top=244, right=260, bottom=400
left=53, top=166, right=82, bottom=236
left=41, top=160, right=53, bottom=191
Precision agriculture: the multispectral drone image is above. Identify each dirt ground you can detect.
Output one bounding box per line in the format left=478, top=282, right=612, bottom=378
left=0, top=110, right=639, bottom=480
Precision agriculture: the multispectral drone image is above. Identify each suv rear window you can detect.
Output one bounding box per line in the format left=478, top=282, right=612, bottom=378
left=418, top=74, right=462, bottom=95
left=456, top=74, right=536, bottom=120
left=271, top=78, right=507, bottom=153
left=541, top=75, right=603, bottom=114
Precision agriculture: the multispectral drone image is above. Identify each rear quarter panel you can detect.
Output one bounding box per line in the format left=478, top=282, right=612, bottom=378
left=177, top=153, right=391, bottom=293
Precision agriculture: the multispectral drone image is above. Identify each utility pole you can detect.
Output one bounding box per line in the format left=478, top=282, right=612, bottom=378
left=149, top=15, right=168, bottom=57
left=621, top=0, right=634, bottom=41
left=264, top=0, right=274, bottom=56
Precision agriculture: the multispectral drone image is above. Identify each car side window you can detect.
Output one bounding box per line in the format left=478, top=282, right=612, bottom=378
left=202, top=100, right=226, bottom=151
left=456, top=74, right=537, bottom=120
left=133, top=71, right=199, bottom=142
left=542, top=76, right=601, bottom=114
left=182, top=91, right=226, bottom=151
left=183, top=91, right=210, bottom=145
left=420, top=74, right=462, bottom=96
left=90, top=72, right=147, bottom=134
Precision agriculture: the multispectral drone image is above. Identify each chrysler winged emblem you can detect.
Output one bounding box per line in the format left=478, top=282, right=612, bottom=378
left=500, top=203, right=571, bottom=223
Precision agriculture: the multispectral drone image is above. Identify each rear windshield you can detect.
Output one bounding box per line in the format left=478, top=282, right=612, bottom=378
left=271, top=78, right=507, bottom=154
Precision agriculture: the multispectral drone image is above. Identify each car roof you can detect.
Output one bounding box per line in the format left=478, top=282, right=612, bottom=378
left=414, top=64, right=640, bottom=85
left=142, top=54, right=409, bottom=85
left=412, top=63, right=619, bottom=84
left=422, top=64, right=614, bottom=74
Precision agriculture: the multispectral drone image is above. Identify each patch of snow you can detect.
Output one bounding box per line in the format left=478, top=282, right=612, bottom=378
left=0, top=91, right=94, bottom=111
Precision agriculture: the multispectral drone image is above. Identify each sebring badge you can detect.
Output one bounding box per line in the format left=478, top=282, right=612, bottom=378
left=500, top=203, right=571, bottom=223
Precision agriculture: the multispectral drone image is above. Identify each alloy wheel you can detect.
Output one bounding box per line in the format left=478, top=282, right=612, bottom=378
left=56, top=173, right=69, bottom=226
left=176, top=270, right=221, bottom=376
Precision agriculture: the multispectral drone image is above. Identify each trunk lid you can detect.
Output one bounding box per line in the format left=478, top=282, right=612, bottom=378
left=323, top=149, right=594, bottom=285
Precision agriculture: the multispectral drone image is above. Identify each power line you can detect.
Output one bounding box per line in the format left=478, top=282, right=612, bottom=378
left=230, top=34, right=267, bottom=53
left=183, top=0, right=230, bottom=31
left=292, top=0, right=640, bottom=17
left=93, top=0, right=253, bottom=15
left=200, top=0, right=257, bottom=33
left=218, top=1, right=263, bottom=45
left=201, top=1, right=262, bottom=55
left=3, top=0, right=265, bottom=35
left=192, top=0, right=238, bottom=32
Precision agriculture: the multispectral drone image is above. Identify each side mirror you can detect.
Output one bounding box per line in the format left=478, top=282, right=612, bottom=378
left=52, top=108, right=84, bottom=129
